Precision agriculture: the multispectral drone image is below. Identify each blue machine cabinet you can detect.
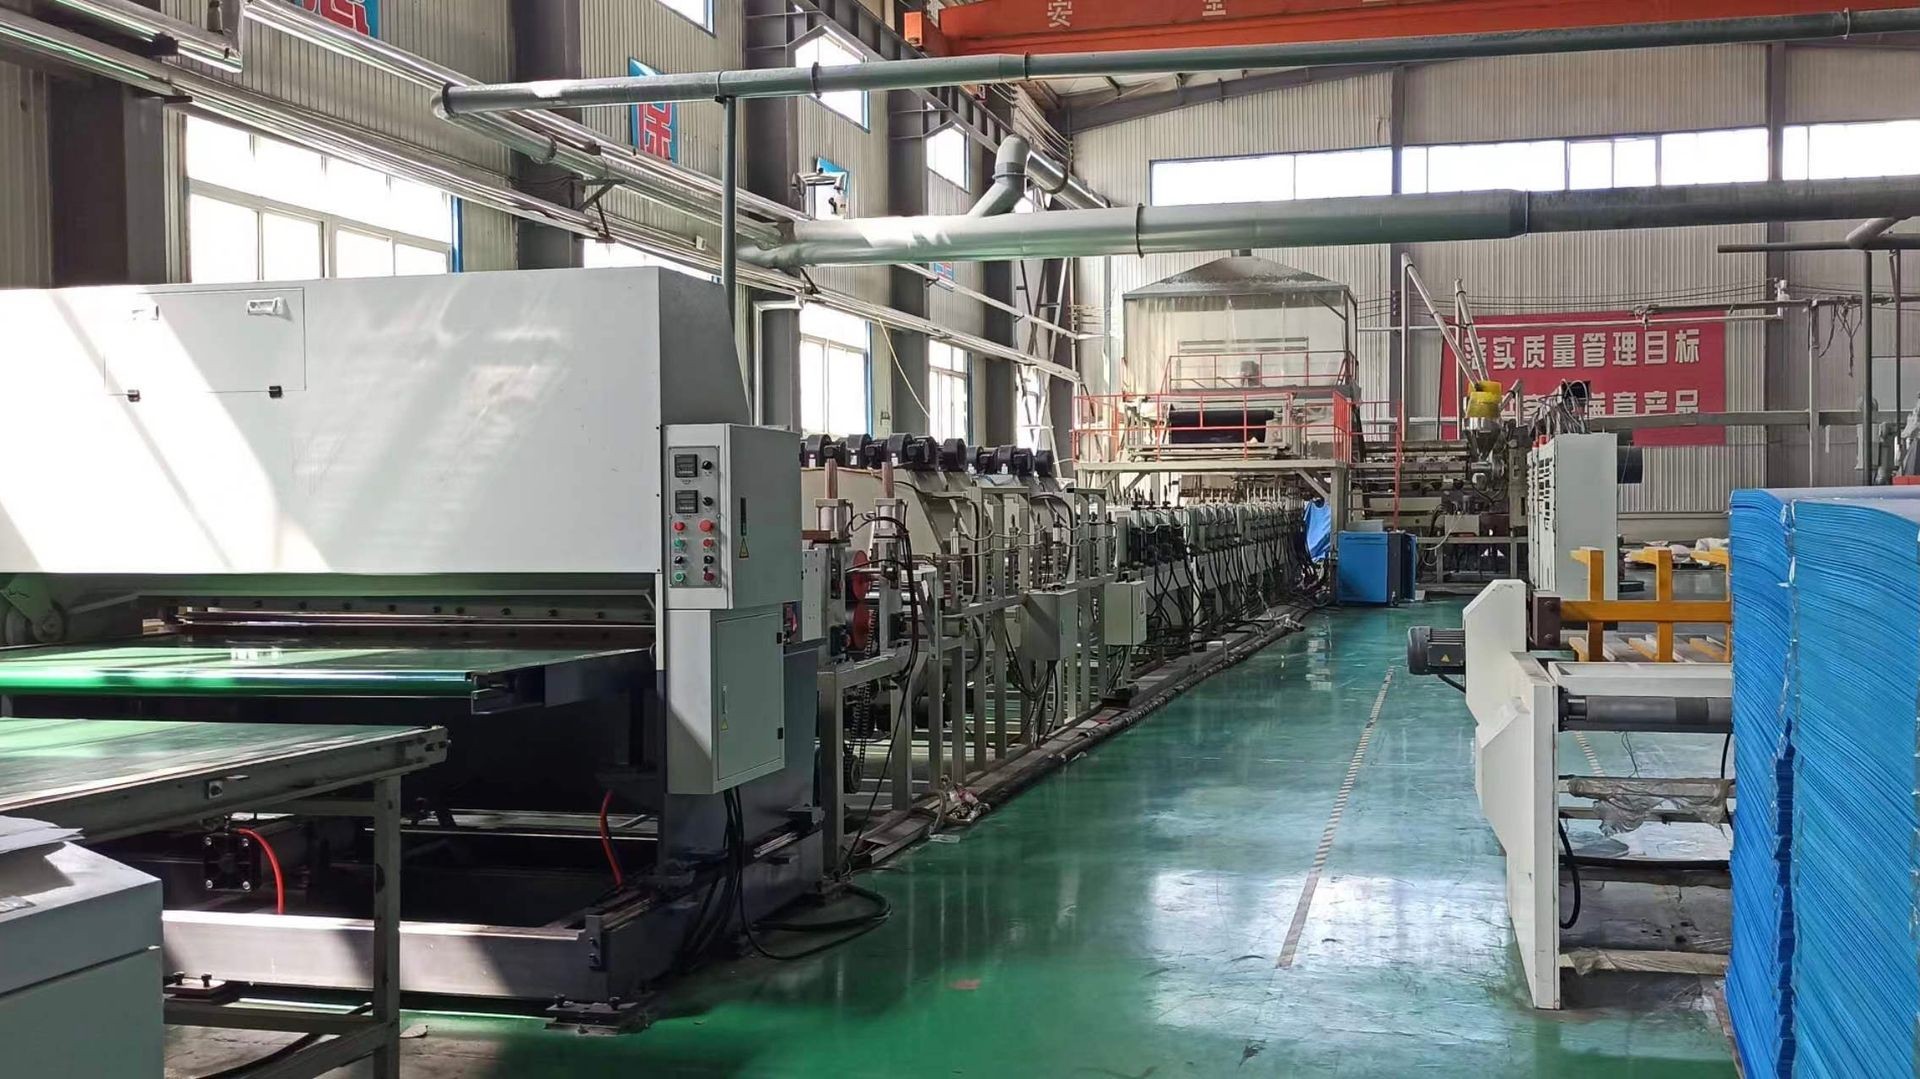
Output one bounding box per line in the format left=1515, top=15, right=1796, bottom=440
left=1336, top=531, right=1414, bottom=605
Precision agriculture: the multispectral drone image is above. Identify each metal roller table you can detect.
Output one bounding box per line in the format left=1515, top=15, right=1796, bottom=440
left=0, top=718, right=449, bottom=1079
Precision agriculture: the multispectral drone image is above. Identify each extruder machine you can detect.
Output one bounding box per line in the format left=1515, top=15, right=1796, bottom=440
left=0, top=268, right=823, bottom=1017
left=798, top=434, right=1123, bottom=864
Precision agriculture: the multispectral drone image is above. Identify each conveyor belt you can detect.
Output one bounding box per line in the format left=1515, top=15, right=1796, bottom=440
left=0, top=638, right=649, bottom=710
left=0, top=718, right=448, bottom=840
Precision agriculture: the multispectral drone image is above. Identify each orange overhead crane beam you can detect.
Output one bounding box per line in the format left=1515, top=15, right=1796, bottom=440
left=906, top=0, right=1919, bottom=56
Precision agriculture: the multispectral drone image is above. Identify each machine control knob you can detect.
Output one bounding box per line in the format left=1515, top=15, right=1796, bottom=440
left=703, top=555, right=715, bottom=564
left=699, top=520, right=715, bottom=533
left=701, top=460, right=714, bottom=471
left=672, top=521, right=686, bottom=532
left=673, top=571, right=687, bottom=584
left=673, top=555, right=686, bottom=564
left=703, top=496, right=715, bottom=507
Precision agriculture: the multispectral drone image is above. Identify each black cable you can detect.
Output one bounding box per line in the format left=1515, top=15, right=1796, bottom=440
left=1557, top=818, right=1582, bottom=929
left=1719, top=733, right=1733, bottom=780
left=1437, top=673, right=1467, bottom=694
left=727, top=789, right=891, bottom=961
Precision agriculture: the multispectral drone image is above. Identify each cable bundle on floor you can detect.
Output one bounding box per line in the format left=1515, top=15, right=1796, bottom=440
left=1790, top=497, right=1920, bottom=1079
left=1725, top=488, right=1799, bottom=1079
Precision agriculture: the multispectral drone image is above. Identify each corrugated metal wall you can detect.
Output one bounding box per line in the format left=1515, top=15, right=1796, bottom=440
left=158, top=0, right=512, bottom=174
left=458, top=202, right=519, bottom=271
left=1406, top=45, right=1764, bottom=141
left=1785, top=45, right=1920, bottom=124
left=0, top=60, right=50, bottom=288
left=579, top=0, right=737, bottom=251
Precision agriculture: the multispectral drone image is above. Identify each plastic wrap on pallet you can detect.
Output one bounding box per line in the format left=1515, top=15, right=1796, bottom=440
left=1725, top=485, right=1920, bottom=1079
left=1791, top=497, right=1920, bottom=1079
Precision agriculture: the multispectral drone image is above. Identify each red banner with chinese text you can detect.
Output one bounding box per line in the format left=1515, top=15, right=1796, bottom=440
left=1440, top=312, right=1727, bottom=447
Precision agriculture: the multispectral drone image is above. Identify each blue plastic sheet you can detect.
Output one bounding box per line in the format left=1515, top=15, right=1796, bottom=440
left=1790, top=498, right=1920, bottom=1079
left=1725, top=486, right=1920, bottom=1078
left=1305, top=501, right=1332, bottom=562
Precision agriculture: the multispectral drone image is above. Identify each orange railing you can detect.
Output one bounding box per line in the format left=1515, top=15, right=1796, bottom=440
left=1073, top=388, right=1354, bottom=466
left=1162, top=349, right=1355, bottom=393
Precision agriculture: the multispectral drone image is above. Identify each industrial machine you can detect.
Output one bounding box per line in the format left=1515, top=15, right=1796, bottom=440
left=0, top=268, right=823, bottom=1016
left=800, top=433, right=1312, bottom=864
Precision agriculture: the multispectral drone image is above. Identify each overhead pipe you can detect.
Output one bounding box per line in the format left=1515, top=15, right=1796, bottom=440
left=1848, top=216, right=1905, bottom=247
left=0, top=4, right=1077, bottom=388
left=1721, top=237, right=1920, bottom=252
left=970, top=135, right=1031, bottom=217
left=438, top=8, right=1920, bottom=115
left=1025, top=148, right=1107, bottom=209
left=742, top=177, right=1920, bottom=268
left=39, top=0, right=242, bottom=72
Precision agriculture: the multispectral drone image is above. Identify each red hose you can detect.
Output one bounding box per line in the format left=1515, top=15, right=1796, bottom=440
left=234, top=827, right=285, bottom=915
left=598, top=791, right=624, bottom=887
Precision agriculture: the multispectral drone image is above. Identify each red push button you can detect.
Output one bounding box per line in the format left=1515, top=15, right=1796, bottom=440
left=672, top=521, right=686, bottom=532
left=702, top=538, right=715, bottom=548
left=698, top=520, right=716, bottom=533
left=702, top=571, right=716, bottom=582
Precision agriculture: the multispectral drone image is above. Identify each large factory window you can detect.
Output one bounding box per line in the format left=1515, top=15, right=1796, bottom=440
left=582, top=240, right=715, bottom=280
left=185, top=117, right=453, bottom=283
left=1150, top=147, right=1391, bottom=206
left=1017, top=367, right=1048, bottom=450
left=928, top=342, right=970, bottom=442
left=1400, top=127, right=1769, bottom=194
left=650, top=0, right=712, bottom=32
left=927, top=125, right=970, bottom=189
left=795, top=31, right=867, bottom=128
left=799, top=306, right=872, bottom=436
left=1783, top=119, right=1920, bottom=180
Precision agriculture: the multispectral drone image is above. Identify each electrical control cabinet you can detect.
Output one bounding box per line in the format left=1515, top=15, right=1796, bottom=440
left=1020, top=589, right=1080, bottom=661
left=1103, top=580, right=1148, bottom=646
left=666, top=606, right=787, bottom=795
left=799, top=547, right=829, bottom=642
left=663, top=423, right=801, bottom=612
left=1526, top=434, right=1618, bottom=600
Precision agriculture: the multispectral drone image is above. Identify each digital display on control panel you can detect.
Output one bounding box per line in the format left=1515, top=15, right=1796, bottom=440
left=674, top=490, right=700, bottom=514
left=673, top=453, right=700, bottom=479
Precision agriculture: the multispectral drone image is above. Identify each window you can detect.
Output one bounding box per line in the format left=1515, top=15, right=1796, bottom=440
left=583, top=240, right=716, bottom=281
left=1150, top=148, right=1391, bottom=206
left=1783, top=119, right=1920, bottom=180
left=185, top=117, right=454, bottom=284
left=799, top=306, right=871, bottom=436
left=794, top=32, right=867, bottom=128
left=1017, top=367, right=1048, bottom=450
left=928, top=342, right=970, bottom=442
left=648, top=0, right=711, bottom=32
left=808, top=157, right=850, bottom=220
left=1658, top=128, right=1768, bottom=185
left=1400, top=127, right=1768, bottom=195
left=927, top=125, right=970, bottom=188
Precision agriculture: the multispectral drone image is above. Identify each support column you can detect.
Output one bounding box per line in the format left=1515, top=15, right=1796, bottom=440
left=1386, top=64, right=1409, bottom=444
left=510, top=0, right=583, bottom=269
left=745, top=0, right=802, bottom=428
left=1763, top=42, right=1795, bottom=481
left=49, top=79, right=167, bottom=285
left=887, top=90, right=931, bottom=434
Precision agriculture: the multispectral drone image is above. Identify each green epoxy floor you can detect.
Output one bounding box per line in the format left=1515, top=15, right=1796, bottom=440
left=176, top=604, right=1737, bottom=1077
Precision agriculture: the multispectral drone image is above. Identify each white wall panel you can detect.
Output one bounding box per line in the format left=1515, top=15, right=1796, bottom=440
left=1785, top=46, right=1920, bottom=124
left=0, top=59, right=50, bottom=288
left=1406, top=45, right=1764, bottom=143
left=1075, top=71, right=1393, bottom=203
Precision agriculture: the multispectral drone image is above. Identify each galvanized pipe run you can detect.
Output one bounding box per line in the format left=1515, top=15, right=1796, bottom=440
left=1848, top=217, right=1905, bottom=248
left=743, top=178, right=1920, bottom=268
left=438, top=8, right=1920, bottom=114
left=969, top=136, right=1031, bottom=217
left=40, top=0, right=241, bottom=72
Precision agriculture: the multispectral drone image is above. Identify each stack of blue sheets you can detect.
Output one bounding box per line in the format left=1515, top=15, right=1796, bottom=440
left=1790, top=497, right=1920, bottom=1079
left=1726, top=486, right=1920, bottom=1078
left=1726, top=489, right=1800, bottom=1079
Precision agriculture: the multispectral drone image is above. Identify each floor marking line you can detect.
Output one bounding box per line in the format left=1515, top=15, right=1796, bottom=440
left=1573, top=731, right=1604, bottom=775
left=1277, top=667, right=1392, bottom=969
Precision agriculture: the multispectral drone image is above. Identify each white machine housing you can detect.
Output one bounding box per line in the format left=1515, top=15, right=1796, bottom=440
left=0, top=268, right=800, bottom=795
left=1526, top=433, right=1619, bottom=600
left=0, top=844, right=163, bottom=1078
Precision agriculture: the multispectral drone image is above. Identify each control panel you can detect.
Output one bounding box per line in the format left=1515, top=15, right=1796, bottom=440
left=667, top=446, right=725, bottom=591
